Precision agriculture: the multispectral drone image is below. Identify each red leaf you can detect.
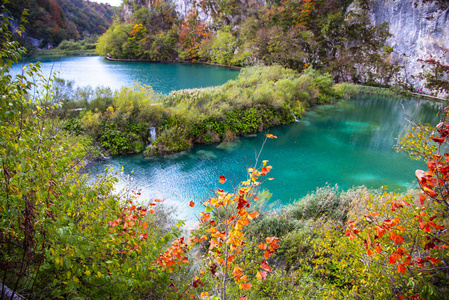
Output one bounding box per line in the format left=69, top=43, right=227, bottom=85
left=432, top=137, right=446, bottom=145
left=260, top=261, right=271, bottom=272
left=189, top=201, right=195, bottom=207
left=389, top=254, right=397, bottom=264
left=390, top=231, right=405, bottom=244
left=427, top=256, right=439, bottom=265
left=219, top=176, right=226, bottom=184
left=420, top=194, right=427, bottom=205
left=397, top=263, right=406, bottom=273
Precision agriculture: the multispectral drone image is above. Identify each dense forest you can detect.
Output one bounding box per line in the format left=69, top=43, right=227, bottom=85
left=1, top=0, right=449, bottom=299
left=97, top=0, right=398, bottom=86
left=4, top=0, right=115, bottom=48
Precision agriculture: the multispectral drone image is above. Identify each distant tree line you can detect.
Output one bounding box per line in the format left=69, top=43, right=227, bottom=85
left=5, top=0, right=115, bottom=48
left=97, top=0, right=402, bottom=87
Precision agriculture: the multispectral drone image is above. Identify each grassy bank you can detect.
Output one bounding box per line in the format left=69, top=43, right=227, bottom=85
left=36, top=49, right=98, bottom=56
left=36, top=38, right=99, bottom=57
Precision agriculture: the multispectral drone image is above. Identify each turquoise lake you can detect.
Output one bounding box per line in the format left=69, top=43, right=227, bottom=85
left=11, top=56, right=239, bottom=94
left=12, top=56, right=442, bottom=221
left=87, top=95, right=443, bottom=221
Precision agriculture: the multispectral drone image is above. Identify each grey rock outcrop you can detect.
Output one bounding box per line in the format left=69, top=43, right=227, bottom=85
left=121, top=0, right=210, bottom=22
left=369, top=0, right=449, bottom=92
left=171, top=0, right=210, bottom=21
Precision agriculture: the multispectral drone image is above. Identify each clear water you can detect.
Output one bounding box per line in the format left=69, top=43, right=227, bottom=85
left=87, top=95, right=443, bottom=221
left=10, top=56, right=239, bottom=94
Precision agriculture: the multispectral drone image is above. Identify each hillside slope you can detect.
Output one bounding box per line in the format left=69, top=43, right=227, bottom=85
left=5, top=0, right=115, bottom=48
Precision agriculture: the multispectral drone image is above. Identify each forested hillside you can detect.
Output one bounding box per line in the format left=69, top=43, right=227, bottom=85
left=5, top=0, right=115, bottom=48
left=98, top=0, right=399, bottom=86
left=97, top=0, right=449, bottom=95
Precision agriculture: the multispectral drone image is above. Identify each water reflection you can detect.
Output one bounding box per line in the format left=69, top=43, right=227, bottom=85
left=11, top=56, right=239, bottom=94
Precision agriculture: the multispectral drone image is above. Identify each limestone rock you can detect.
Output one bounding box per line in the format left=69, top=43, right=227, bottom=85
left=369, top=0, right=449, bottom=92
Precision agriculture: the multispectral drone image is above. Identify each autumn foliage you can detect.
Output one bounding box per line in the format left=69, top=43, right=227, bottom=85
left=342, top=107, right=449, bottom=298
left=178, top=10, right=210, bottom=60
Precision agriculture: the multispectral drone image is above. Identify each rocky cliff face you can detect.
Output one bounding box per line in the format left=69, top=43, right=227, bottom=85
left=369, top=0, right=449, bottom=91
left=121, top=0, right=210, bottom=22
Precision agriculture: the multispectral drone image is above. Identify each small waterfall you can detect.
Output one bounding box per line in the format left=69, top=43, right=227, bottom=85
left=292, top=113, right=300, bottom=122
left=97, top=146, right=110, bottom=160
left=147, top=126, right=157, bottom=147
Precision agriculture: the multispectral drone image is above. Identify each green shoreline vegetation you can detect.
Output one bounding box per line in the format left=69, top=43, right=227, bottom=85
left=61, top=65, right=341, bottom=156
left=35, top=37, right=99, bottom=57
left=2, top=3, right=449, bottom=300
left=59, top=66, right=414, bottom=158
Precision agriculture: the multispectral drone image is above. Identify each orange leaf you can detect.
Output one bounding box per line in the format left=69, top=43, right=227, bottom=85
left=233, top=266, right=243, bottom=279
left=200, top=213, right=211, bottom=222
left=239, top=282, right=252, bottom=290
left=375, top=245, right=382, bottom=253
left=256, top=270, right=267, bottom=281
left=266, top=134, right=277, bottom=139
left=249, top=211, right=259, bottom=219
left=397, top=263, right=406, bottom=273
left=189, top=201, right=195, bottom=207
left=219, top=176, right=226, bottom=184
left=259, top=242, right=266, bottom=250
left=371, top=212, right=380, bottom=217
left=239, top=297, right=247, bottom=300
left=142, top=222, right=148, bottom=229
left=206, top=227, right=217, bottom=233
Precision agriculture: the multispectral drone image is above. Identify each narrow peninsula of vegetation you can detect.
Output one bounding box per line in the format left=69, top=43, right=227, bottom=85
left=61, top=65, right=348, bottom=156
